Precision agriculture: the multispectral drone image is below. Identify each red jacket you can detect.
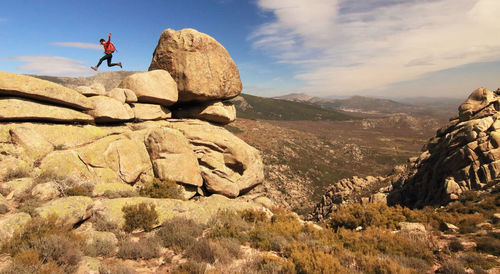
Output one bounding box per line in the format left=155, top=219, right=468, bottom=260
left=103, top=36, right=115, bottom=54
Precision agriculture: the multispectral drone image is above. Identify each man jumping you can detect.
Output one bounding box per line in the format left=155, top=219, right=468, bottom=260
left=91, top=33, right=122, bottom=71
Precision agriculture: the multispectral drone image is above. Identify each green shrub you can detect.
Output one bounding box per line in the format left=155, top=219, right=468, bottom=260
left=139, top=178, right=184, bottom=200
left=336, top=227, right=434, bottom=262
left=256, top=254, right=296, bottom=274
left=33, top=170, right=63, bottom=184
left=121, top=202, right=158, bottom=232
left=438, top=260, right=466, bottom=274
left=390, top=255, right=431, bottom=272
left=208, top=209, right=250, bottom=242
left=449, top=239, right=464, bottom=252
left=117, top=237, right=160, bottom=260
left=92, top=215, right=119, bottom=232
left=357, top=256, right=412, bottom=274
left=65, top=183, right=94, bottom=197
left=102, top=190, right=138, bottom=199
left=185, top=238, right=238, bottom=264
left=32, top=234, right=82, bottom=272
left=475, top=236, right=500, bottom=256
left=328, top=203, right=407, bottom=230
left=239, top=208, right=268, bottom=223
left=155, top=216, right=204, bottom=252
left=1, top=249, right=64, bottom=274
left=1, top=216, right=82, bottom=273
left=285, top=242, right=345, bottom=274
left=457, top=252, right=498, bottom=271
left=0, top=203, right=9, bottom=214
left=3, top=166, right=30, bottom=181
left=84, top=237, right=115, bottom=257
left=2, top=215, right=79, bottom=256
left=17, top=198, right=41, bottom=217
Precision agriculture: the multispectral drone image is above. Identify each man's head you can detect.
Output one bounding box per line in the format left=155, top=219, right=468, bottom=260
left=100, top=39, right=105, bottom=45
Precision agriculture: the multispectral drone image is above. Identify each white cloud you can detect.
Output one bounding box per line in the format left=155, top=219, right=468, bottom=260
left=6, top=55, right=95, bottom=77
left=0, top=18, right=7, bottom=23
left=251, top=0, right=500, bottom=96
left=52, top=42, right=101, bottom=50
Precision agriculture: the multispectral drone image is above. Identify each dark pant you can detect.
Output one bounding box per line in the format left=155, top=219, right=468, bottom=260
left=96, top=54, right=119, bottom=68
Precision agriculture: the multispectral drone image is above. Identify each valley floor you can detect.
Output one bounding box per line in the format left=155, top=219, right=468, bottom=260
left=230, top=115, right=448, bottom=214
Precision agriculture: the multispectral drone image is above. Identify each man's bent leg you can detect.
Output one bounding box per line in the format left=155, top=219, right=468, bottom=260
left=106, top=54, right=120, bottom=67
left=96, top=55, right=110, bottom=68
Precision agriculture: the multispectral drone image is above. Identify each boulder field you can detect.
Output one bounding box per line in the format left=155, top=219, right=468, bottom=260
left=0, top=28, right=267, bottom=236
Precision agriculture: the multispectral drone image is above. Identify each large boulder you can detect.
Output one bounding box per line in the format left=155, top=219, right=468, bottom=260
left=144, top=127, right=203, bottom=186
left=0, top=98, right=94, bottom=123
left=86, top=96, right=134, bottom=123
left=118, top=70, right=178, bottom=106
left=174, top=100, right=236, bottom=124
left=0, top=71, right=93, bottom=110
left=149, top=28, right=242, bottom=102
left=385, top=88, right=500, bottom=207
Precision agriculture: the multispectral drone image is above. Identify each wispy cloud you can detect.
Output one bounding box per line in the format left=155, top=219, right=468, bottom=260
left=51, top=42, right=101, bottom=50
left=251, top=0, right=500, bottom=96
left=6, top=55, right=95, bottom=77
left=0, top=18, right=7, bottom=23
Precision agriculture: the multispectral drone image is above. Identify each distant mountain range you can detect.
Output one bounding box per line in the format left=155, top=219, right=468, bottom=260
left=273, top=92, right=461, bottom=117
left=231, top=94, right=355, bottom=121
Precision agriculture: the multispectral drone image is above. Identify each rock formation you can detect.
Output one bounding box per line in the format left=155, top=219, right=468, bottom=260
left=0, top=28, right=265, bottom=235
left=388, top=87, right=500, bottom=207
left=312, top=87, right=500, bottom=220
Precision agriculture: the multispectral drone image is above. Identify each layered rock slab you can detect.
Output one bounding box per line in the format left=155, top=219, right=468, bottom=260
left=0, top=98, right=94, bottom=123
left=0, top=71, right=93, bottom=110
left=149, top=28, right=242, bottom=102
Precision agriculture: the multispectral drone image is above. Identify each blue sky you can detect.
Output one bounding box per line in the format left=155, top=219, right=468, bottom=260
left=1, top=0, right=500, bottom=99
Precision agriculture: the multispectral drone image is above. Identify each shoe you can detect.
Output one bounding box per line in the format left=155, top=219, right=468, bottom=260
left=118, top=62, right=122, bottom=69
left=91, top=66, right=97, bottom=71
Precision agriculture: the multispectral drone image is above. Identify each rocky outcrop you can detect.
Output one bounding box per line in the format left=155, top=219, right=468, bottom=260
left=149, top=28, right=242, bottom=102
left=387, top=87, right=500, bottom=207
left=0, top=119, right=263, bottom=198
left=313, top=87, right=500, bottom=220
left=1, top=28, right=242, bottom=126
